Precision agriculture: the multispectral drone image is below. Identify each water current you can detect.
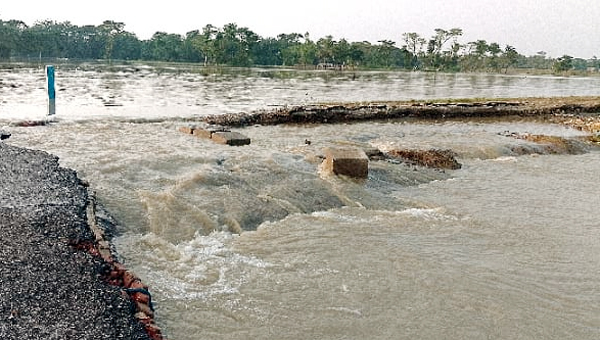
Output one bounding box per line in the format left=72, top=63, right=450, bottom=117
left=2, top=62, right=599, bottom=339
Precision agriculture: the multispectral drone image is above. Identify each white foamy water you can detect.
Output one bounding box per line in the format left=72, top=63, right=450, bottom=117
left=3, top=62, right=600, bottom=339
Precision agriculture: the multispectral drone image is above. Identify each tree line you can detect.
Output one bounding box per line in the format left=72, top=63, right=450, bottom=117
left=0, top=18, right=598, bottom=74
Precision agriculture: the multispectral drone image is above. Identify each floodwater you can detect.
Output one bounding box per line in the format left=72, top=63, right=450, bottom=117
left=2, top=62, right=600, bottom=339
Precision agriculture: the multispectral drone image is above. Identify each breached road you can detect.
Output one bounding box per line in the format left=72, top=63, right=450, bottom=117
left=0, top=143, right=151, bottom=340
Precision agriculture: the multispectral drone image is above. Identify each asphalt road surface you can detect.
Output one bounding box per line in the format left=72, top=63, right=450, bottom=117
left=0, top=142, right=149, bottom=340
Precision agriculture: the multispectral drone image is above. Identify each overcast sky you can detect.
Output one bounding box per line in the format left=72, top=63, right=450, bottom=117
left=2, top=0, right=599, bottom=58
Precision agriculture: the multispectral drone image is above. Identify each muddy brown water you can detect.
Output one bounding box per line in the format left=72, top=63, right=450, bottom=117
left=2, top=62, right=600, bottom=339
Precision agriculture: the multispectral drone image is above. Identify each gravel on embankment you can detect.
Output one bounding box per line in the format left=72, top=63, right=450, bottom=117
left=0, top=143, right=149, bottom=340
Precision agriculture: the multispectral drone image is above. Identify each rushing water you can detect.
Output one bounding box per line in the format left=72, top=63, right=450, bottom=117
left=2, top=63, right=600, bottom=339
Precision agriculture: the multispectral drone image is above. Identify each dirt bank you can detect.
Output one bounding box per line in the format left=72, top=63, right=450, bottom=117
left=202, top=96, right=600, bottom=132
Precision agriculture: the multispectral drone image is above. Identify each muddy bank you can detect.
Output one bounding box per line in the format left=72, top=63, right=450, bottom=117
left=0, top=143, right=163, bottom=340
left=202, top=96, right=600, bottom=130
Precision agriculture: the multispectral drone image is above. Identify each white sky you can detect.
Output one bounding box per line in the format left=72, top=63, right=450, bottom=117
left=2, top=0, right=599, bottom=58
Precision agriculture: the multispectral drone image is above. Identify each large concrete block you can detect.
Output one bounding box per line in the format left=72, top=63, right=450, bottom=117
left=211, top=131, right=251, bottom=146
left=322, top=147, right=369, bottom=178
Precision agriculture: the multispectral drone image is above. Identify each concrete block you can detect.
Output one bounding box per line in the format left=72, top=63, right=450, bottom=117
left=192, top=125, right=229, bottom=140
left=192, top=127, right=212, bottom=139
left=322, top=147, right=369, bottom=178
left=180, top=124, right=250, bottom=146
left=363, top=146, right=386, bottom=160
left=178, top=125, right=196, bottom=134
left=211, top=131, right=251, bottom=146
left=0, top=130, right=10, bottom=140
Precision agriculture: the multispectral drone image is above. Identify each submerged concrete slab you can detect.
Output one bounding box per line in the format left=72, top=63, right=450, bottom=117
left=211, top=131, right=252, bottom=146
left=179, top=124, right=228, bottom=138
left=179, top=124, right=250, bottom=146
left=178, top=125, right=196, bottom=134
left=192, top=125, right=230, bottom=139
left=322, top=147, right=369, bottom=178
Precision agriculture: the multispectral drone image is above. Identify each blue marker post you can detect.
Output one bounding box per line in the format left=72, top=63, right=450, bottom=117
left=46, top=65, right=56, bottom=116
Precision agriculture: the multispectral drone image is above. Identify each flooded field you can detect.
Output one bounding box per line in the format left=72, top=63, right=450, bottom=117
left=2, top=61, right=600, bottom=121
left=2, top=62, right=600, bottom=339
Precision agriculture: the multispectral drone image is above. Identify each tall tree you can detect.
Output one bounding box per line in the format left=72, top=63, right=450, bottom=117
left=332, top=38, right=351, bottom=66
left=425, top=28, right=463, bottom=70
left=113, top=31, right=141, bottom=60
left=347, top=41, right=365, bottom=67
left=212, top=23, right=259, bottom=66
left=501, top=45, right=520, bottom=73
left=277, top=33, right=303, bottom=66
left=0, top=19, right=22, bottom=59
left=144, top=32, right=184, bottom=61
left=553, top=55, right=573, bottom=73
left=487, top=42, right=502, bottom=71
left=99, top=20, right=125, bottom=60
left=297, top=33, right=318, bottom=66
left=402, top=32, right=426, bottom=69
left=190, top=24, right=219, bottom=65
left=375, top=40, right=398, bottom=68
left=252, top=37, right=281, bottom=65
left=182, top=30, right=203, bottom=62
left=461, top=39, right=489, bottom=71
left=316, top=35, right=335, bottom=64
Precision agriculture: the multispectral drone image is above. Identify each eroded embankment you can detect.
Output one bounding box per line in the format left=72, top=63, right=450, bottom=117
left=0, top=143, right=165, bottom=340
left=202, top=96, right=600, bottom=132
left=200, top=96, right=600, bottom=172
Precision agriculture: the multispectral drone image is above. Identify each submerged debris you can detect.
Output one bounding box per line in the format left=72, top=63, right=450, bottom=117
left=547, top=114, right=600, bottom=133
left=385, top=149, right=462, bottom=170
left=501, top=132, right=590, bottom=155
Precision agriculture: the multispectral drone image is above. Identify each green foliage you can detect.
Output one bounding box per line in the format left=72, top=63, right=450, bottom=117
left=423, top=28, right=463, bottom=70
left=142, top=32, right=184, bottom=61
left=99, top=20, right=125, bottom=60
left=0, top=20, right=21, bottom=59
left=553, top=55, right=574, bottom=73
left=0, top=17, right=596, bottom=74
left=501, top=45, right=519, bottom=73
